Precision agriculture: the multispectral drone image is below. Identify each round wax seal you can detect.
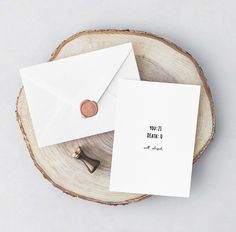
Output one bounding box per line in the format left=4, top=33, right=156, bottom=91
left=80, top=100, right=98, bottom=118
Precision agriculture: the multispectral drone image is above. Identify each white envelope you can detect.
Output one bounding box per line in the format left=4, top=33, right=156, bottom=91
left=20, top=43, right=140, bottom=147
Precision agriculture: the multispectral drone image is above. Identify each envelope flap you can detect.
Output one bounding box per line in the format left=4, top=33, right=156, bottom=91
left=20, top=43, right=133, bottom=108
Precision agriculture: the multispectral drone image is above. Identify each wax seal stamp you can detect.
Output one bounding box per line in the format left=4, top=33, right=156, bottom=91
left=72, top=146, right=100, bottom=173
left=80, top=99, right=98, bottom=118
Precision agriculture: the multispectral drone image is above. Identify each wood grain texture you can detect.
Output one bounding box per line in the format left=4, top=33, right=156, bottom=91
left=16, top=29, right=215, bottom=205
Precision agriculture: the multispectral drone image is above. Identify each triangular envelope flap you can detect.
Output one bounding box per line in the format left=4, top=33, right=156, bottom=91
left=103, top=48, right=139, bottom=98
left=20, top=43, right=132, bottom=107
left=22, top=78, right=63, bottom=145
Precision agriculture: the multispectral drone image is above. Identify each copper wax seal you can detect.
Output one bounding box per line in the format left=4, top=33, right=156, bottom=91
left=80, top=99, right=98, bottom=118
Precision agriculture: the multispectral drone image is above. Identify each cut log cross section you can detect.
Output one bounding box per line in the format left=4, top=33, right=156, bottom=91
left=16, top=30, right=215, bottom=205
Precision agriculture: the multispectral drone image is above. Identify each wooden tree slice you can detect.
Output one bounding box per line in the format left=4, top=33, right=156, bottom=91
left=16, top=30, right=215, bottom=205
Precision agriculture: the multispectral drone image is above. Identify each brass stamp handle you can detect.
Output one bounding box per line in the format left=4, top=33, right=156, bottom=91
left=72, top=146, right=100, bottom=173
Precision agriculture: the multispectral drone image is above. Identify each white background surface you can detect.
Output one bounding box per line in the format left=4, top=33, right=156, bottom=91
left=0, top=0, right=235, bottom=231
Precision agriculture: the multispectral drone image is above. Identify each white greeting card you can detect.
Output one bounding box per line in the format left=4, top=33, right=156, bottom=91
left=20, top=43, right=140, bottom=147
left=110, top=80, right=200, bottom=197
